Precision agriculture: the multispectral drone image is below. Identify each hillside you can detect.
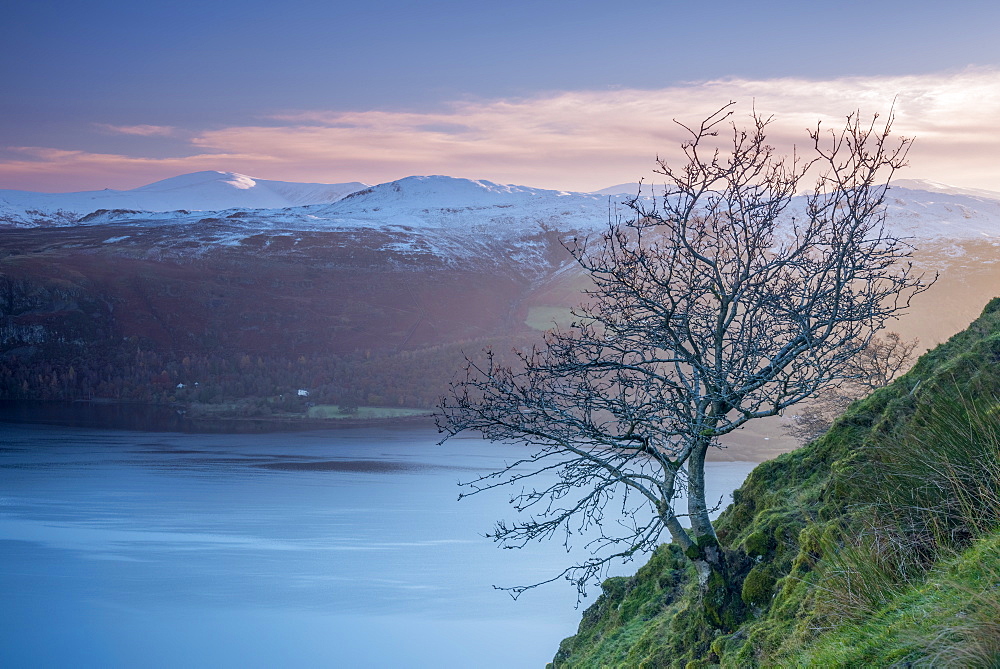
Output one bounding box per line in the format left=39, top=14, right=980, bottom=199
left=550, top=299, right=1000, bottom=667
left=0, top=175, right=619, bottom=413
left=3, top=174, right=1000, bottom=429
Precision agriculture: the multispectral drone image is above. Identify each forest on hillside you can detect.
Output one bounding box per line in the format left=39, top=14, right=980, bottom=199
left=0, top=335, right=526, bottom=413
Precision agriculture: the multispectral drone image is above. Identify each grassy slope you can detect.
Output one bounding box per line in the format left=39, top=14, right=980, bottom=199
left=790, top=531, right=999, bottom=667
left=551, top=298, right=1000, bottom=668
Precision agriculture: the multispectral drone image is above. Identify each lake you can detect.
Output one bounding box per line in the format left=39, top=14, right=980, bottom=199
left=0, top=421, right=757, bottom=667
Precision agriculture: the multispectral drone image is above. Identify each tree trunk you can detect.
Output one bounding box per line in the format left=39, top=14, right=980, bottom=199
left=687, top=437, right=718, bottom=548
left=686, top=438, right=724, bottom=580
left=685, top=435, right=745, bottom=630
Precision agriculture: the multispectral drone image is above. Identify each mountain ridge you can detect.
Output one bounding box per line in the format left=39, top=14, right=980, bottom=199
left=5, top=172, right=1000, bottom=247
left=0, top=171, right=369, bottom=225
left=3, top=171, right=1000, bottom=428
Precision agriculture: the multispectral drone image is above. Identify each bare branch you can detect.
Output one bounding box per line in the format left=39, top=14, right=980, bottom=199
left=438, top=105, right=933, bottom=598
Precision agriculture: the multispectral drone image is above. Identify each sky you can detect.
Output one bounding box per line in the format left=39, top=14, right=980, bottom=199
left=4, top=0, right=1000, bottom=193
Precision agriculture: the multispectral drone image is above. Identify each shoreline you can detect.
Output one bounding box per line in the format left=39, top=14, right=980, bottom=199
left=0, top=399, right=792, bottom=462
left=0, top=399, right=437, bottom=434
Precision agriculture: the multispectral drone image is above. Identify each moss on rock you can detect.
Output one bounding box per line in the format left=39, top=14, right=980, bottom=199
left=740, top=563, right=777, bottom=608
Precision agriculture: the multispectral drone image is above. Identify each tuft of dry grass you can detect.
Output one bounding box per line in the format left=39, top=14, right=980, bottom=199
left=815, top=390, right=1000, bottom=649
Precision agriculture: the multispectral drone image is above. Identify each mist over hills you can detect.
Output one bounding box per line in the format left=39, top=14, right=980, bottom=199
left=2, top=171, right=999, bottom=428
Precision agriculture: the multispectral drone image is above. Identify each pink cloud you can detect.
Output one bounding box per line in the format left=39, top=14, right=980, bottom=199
left=95, top=124, right=178, bottom=137
left=4, top=68, right=1000, bottom=193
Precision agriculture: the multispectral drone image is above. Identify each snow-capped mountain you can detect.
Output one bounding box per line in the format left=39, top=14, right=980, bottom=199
left=597, top=179, right=1000, bottom=243
left=35, top=176, right=627, bottom=282
left=884, top=180, right=1000, bottom=244
left=6, top=175, right=634, bottom=269
left=6, top=172, right=1000, bottom=248
left=3, top=172, right=1000, bottom=418
left=282, top=175, right=622, bottom=235
left=889, top=179, right=1000, bottom=202
left=591, top=182, right=667, bottom=197
left=0, top=171, right=369, bottom=226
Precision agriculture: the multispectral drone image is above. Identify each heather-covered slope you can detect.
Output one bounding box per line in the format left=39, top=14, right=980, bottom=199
left=551, top=298, right=1000, bottom=667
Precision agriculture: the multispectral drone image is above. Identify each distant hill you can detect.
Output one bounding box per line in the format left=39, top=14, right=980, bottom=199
left=0, top=171, right=369, bottom=226
left=2, top=173, right=1000, bottom=422
left=890, top=178, right=1000, bottom=201
left=591, top=182, right=666, bottom=197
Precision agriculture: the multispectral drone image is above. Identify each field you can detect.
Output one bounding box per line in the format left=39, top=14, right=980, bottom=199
left=306, top=405, right=431, bottom=420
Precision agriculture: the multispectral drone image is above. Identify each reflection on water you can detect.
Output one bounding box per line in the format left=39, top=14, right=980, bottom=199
left=0, top=421, right=757, bottom=668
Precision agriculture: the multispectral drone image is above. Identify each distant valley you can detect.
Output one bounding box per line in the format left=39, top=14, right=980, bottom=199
left=2, top=171, right=999, bottom=434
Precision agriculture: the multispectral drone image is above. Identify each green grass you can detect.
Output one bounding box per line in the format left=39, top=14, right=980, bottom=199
left=525, top=306, right=576, bottom=331
left=306, top=405, right=430, bottom=419
left=788, top=531, right=1000, bottom=667
left=550, top=297, right=1000, bottom=668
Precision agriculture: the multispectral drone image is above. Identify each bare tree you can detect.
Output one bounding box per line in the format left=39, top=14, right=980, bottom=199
left=437, top=103, right=933, bottom=608
left=849, top=331, right=920, bottom=391
left=787, top=332, right=920, bottom=443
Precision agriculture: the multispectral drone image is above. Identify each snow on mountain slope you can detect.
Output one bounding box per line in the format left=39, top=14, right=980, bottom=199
left=4, top=174, right=1000, bottom=363
left=889, top=179, right=1000, bottom=202
left=592, top=182, right=666, bottom=197
left=593, top=183, right=638, bottom=196
left=883, top=183, right=1000, bottom=242
left=302, top=175, right=621, bottom=233
left=592, top=180, right=1000, bottom=243
left=0, top=171, right=368, bottom=226
left=128, top=171, right=370, bottom=208
left=74, top=175, right=624, bottom=239
left=6, top=172, right=1000, bottom=251
left=57, top=176, right=628, bottom=273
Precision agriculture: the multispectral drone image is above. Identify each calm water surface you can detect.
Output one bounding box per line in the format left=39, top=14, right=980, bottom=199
left=0, top=422, right=756, bottom=668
